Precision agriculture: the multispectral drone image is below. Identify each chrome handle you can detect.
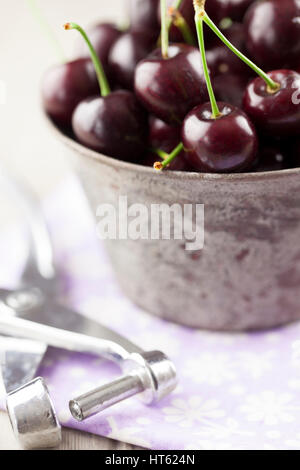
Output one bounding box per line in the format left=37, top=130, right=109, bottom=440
left=0, top=309, right=131, bottom=364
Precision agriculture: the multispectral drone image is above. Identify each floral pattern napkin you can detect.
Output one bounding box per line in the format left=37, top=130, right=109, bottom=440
left=1, top=176, right=300, bottom=450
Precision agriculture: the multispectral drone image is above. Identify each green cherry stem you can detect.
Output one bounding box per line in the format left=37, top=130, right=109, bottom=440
left=158, top=0, right=184, bottom=47
left=194, top=6, right=221, bottom=118
left=166, top=0, right=183, bottom=30
left=160, top=0, right=169, bottom=58
left=171, top=8, right=196, bottom=45
left=64, top=22, right=111, bottom=96
left=26, top=0, right=65, bottom=62
left=152, top=148, right=170, bottom=160
left=203, top=13, right=280, bottom=92
left=154, top=142, right=184, bottom=170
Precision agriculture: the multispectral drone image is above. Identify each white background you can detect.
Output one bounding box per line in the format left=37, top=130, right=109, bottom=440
left=0, top=0, right=125, bottom=221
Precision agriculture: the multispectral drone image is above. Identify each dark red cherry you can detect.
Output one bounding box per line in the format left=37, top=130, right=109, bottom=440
left=72, top=90, right=148, bottom=161
left=128, top=0, right=160, bottom=34
left=108, top=31, right=155, bottom=90
left=253, top=140, right=288, bottom=172
left=134, top=44, right=208, bottom=125
left=182, top=102, right=258, bottom=172
left=243, top=70, right=300, bottom=137
left=41, top=58, right=98, bottom=126
left=145, top=116, right=189, bottom=170
left=244, top=0, right=300, bottom=70
left=74, top=23, right=121, bottom=75
left=289, top=138, right=300, bottom=167
left=206, top=0, right=254, bottom=24
left=206, top=22, right=252, bottom=77
left=214, top=73, right=249, bottom=108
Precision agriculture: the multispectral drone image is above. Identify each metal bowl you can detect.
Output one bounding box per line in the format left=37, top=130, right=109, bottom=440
left=46, top=117, right=300, bottom=331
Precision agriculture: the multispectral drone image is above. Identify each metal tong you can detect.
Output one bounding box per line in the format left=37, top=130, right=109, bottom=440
left=0, top=169, right=177, bottom=449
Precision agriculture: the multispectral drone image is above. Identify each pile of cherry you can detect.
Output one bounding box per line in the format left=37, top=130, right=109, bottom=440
left=42, top=0, right=300, bottom=173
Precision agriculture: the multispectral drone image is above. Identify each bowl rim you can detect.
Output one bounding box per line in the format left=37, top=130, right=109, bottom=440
left=45, top=113, right=300, bottom=183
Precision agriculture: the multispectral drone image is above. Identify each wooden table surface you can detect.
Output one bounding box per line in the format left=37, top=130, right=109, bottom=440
left=0, top=0, right=141, bottom=451
left=0, top=412, right=141, bottom=450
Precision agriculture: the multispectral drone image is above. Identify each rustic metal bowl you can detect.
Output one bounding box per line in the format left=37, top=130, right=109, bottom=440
left=47, top=118, right=300, bottom=331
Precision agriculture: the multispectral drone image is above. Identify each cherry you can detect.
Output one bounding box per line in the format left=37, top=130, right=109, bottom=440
left=41, top=58, right=98, bottom=126
left=198, top=5, right=300, bottom=138
left=128, top=0, right=160, bottom=34
left=157, top=2, right=258, bottom=174
left=289, top=138, right=300, bottom=167
left=135, top=1, right=208, bottom=124
left=206, top=0, right=254, bottom=24
left=66, top=23, right=148, bottom=162
left=252, top=139, right=288, bottom=172
left=108, top=31, right=155, bottom=90
left=145, top=116, right=189, bottom=170
left=73, top=90, right=148, bottom=161
left=214, top=73, right=249, bottom=108
left=74, top=23, right=121, bottom=76
left=134, top=44, right=207, bottom=124
left=206, top=22, right=252, bottom=77
left=149, top=116, right=181, bottom=150
left=244, top=0, right=300, bottom=70
left=182, top=102, right=258, bottom=172
left=243, top=70, right=300, bottom=137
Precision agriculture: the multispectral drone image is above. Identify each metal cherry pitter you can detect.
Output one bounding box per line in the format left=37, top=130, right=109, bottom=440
left=0, top=169, right=177, bottom=450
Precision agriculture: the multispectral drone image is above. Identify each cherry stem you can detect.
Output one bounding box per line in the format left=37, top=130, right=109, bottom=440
left=167, top=0, right=183, bottom=29
left=26, top=0, right=65, bottom=62
left=194, top=11, right=221, bottom=119
left=152, top=148, right=170, bottom=160
left=170, top=8, right=196, bottom=45
left=203, top=13, right=280, bottom=92
left=64, top=22, right=111, bottom=97
left=157, top=0, right=183, bottom=47
left=154, top=142, right=184, bottom=170
left=160, top=0, right=169, bottom=58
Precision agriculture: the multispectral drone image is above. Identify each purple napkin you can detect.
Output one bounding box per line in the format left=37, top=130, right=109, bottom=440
left=1, top=176, right=300, bottom=450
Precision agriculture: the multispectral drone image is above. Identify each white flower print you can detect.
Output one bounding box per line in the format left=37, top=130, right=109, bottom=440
left=194, top=418, right=253, bottom=440
left=240, top=391, right=300, bottom=426
left=265, top=332, right=281, bottom=344
left=137, top=328, right=180, bottom=357
left=288, top=377, right=300, bottom=390
left=194, top=330, right=238, bottom=347
left=263, top=443, right=278, bottom=450
left=185, top=440, right=235, bottom=450
left=72, top=380, right=102, bottom=397
left=292, top=340, right=300, bottom=366
left=184, top=352, right=236, bottom=386
left=285, top=433, right=300, bottom=449
left=107, top=417, right=151, bottom=449
left=162, top=396, right=225, bottom=428
left=266, top=430, right=281, bottom=440
left=79, top=297, right=128, bottom=329
left=229, top=384, right=246, bottom=396
left=238, top=351, right=275, bottom=379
